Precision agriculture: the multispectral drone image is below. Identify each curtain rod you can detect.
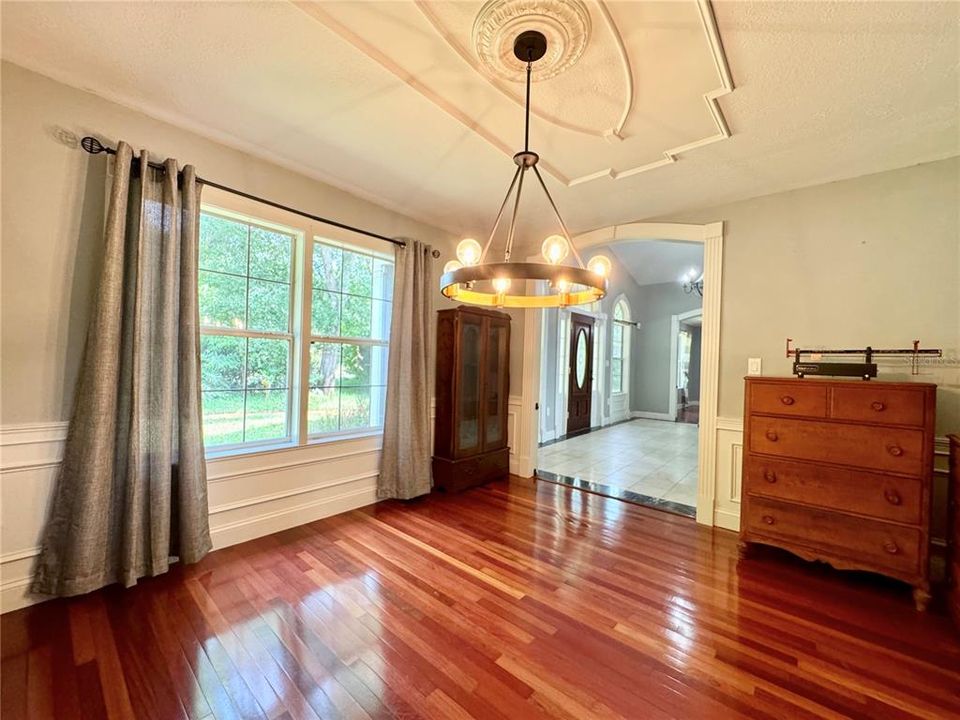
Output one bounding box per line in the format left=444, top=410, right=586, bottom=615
left=79, top=137, right=441, bottom=257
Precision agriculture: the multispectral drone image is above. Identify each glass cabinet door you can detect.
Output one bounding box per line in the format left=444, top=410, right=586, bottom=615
left=483, top=319, right=508, bottom=451
left=456, top=315, right=483, bottom=455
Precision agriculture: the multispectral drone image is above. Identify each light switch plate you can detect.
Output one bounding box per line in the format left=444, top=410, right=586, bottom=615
left=747, top=357, right=762, bottom=376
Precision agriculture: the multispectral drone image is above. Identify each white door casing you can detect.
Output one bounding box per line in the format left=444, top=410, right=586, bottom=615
left=519, top=222, right=724, bottom=527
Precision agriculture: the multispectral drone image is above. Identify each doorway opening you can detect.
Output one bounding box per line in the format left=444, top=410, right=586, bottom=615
left=671, top=308, right=703, bottom=425
left=535, top=238, right=705, bottom=518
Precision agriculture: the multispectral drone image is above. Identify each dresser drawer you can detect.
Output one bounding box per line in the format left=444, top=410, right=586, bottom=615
left=748, top=417, right=925, bottom=475
left=745, top=498, right=922, bottom=575
left=748, top=382, right=827, bottom=419
left=830, top=386, right=927, bottom=427
left=744, top=456, right=922, bottom=524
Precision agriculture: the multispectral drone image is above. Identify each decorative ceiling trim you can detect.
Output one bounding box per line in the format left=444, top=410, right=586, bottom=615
left=291, top=0, right=733, bottom=189
left=596, top=0, right=634, bottom=141
left=414, top=0, right=631, bottom=139
left=472, top=0, right=592, bottom=82
left=291, top=0, right=567, bottom=183
left=566, top=0, right=734, bottom=186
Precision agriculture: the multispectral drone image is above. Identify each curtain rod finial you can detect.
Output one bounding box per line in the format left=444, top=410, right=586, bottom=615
left=80, top=136, right=108, bottom=155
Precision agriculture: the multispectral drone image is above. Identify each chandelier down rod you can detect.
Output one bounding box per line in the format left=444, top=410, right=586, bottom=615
left=440, top=28, right=609, bottom=310
left=481, top=38, right=585, bottom=270
left=78, top=136, right=440, bottom=257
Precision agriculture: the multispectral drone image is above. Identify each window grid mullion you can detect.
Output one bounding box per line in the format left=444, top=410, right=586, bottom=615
left=201, top=327, right=293, bottom=341
left=200, top=213, right=394, bottom=453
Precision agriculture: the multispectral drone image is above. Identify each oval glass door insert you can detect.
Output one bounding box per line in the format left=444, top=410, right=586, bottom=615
left=575, top=328, right=588, bottom=388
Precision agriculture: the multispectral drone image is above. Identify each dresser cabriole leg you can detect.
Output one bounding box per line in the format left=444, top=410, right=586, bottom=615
left=912, top=584, right=931, bottom=612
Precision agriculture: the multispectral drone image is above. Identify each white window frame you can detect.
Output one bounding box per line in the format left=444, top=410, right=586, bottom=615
left=611, top=295, right=631, bottom=396
left=199, top=188, right=394, bottom=459
left=302, top=238, right=393, bottom=443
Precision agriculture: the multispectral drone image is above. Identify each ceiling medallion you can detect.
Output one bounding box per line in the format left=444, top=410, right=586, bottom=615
left=473, top=0, right=591, bottom=82
left=440, top=30, right=610, bottom=309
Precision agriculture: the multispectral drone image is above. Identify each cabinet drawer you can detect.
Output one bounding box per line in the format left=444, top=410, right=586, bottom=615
left=749, top=382, right=827, bottom=419
left=830, top=386, right=927, bottom=427
left=744, top=456, right=922, bottom=524
left=745, top=498, right=921, bottom=575
left=748, top=417, right=924, bottom=475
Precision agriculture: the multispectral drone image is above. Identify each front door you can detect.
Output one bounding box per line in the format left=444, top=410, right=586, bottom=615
left=566, top=313, right=594, bottom=436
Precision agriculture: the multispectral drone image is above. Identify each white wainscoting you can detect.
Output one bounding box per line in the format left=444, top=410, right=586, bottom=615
left=1, top=396, right=525, bottom=614
left=708, top=417, right=952, bottom=538
left=609, top=394, right=630, bottom=424
left=713, top=416, right=744, bottom=532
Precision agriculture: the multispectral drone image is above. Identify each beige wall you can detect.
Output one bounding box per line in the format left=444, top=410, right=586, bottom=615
left=656, top=156, right=960, bottom=434
left=0, top=61, right=472, bottom=426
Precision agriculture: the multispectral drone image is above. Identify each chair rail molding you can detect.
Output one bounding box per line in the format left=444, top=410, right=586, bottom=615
left=519, top=220, right=724, bottom=527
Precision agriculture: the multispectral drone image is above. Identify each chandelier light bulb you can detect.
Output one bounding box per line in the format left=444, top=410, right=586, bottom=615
left=554, top=278, right=570, bottom=293
left=587, top=254, right=612, bottom=279
left=443, top=260, right=463, bottom=274
left=492, top=277, right=512, bottom=293
left=456, top=238, right=482, bottom=266
left=541, top=234, right=569, bottom=265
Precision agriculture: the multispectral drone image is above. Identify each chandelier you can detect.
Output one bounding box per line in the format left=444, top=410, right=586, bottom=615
left=440, top=30, right=610, bottom=308
left=681, top=268, right=704, bottom=296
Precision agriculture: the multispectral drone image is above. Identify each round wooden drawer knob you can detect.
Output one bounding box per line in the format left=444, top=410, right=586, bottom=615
left=762, top=515, right=776, bottom=525
left=763, top=470, right=777, bottom=483
left=886, top=445, right=903, bottom=457
left=780, top=396, right=795, bottom=406
left=883, top=541, right=900, bottom=555
left=765, top=430, right=779, bottom=442
left=884, top=489, right=902, bottom=505
left=871, top=401, right=886, bottom=411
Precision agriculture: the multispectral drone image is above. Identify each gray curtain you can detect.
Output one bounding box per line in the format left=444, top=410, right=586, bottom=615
left=378, top=239, right=435, bottom=500
left=32, top=142, right=211, bottom=597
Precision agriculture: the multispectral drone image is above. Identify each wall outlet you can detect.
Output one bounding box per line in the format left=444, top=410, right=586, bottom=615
left=747, top=357, right=762, bottom=376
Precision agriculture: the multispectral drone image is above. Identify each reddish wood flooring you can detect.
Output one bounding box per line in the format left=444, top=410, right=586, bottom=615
left=3, top=477, right=960, bottom=719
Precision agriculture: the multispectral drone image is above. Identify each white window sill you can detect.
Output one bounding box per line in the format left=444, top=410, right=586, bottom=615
left=205, top=429, right=383, bottom=462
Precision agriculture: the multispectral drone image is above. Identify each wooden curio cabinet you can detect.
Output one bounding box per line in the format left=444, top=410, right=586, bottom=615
left=433, top=306, right=511, bottom=491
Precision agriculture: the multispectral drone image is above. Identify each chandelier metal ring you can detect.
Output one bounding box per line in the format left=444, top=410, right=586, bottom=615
left=440, top=28, right=611, bottom=309
left=441, top=263, right=605, bottom=308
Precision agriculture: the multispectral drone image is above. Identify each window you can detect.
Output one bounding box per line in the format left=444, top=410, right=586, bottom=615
left=308, top=242, right=392, bottom=436
left=198, top=206, right=394, bottom=454
left=611, top=297, right=630, bottom=394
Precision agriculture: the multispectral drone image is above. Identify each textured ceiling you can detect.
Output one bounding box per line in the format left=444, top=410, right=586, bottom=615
left=607, top=240, right=705, bottom=287
left=2, top=1, right=957, bottom=257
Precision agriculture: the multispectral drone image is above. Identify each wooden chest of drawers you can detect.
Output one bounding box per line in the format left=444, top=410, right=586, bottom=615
left=740, top=377, right=936, bottom=610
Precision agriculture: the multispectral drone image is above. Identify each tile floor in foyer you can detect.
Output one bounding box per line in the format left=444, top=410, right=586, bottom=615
left=536, top=419, right=699, bottom=509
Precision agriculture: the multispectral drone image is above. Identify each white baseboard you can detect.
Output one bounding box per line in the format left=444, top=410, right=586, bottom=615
left=631, top=410, right=674, bottom=422
left=2, top=397, right=528, bottom=614
left=713, top=508, right=741, bottom=532
left=210, top=484, right=377, bottom=549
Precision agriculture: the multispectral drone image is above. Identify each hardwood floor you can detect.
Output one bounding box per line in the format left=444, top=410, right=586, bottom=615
left=3, top=477, right=960, bottom=719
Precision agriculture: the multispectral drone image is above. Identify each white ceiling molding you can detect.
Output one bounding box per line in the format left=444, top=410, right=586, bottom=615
left=471, top=0, right=592, bottom=83
left=416, top=0, right=631, bottom=139
left=294, top=0, right=734, bottom=188
left=4, top=1, right=954, bottom=245
left=568, top=0, right=734, bottom=186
